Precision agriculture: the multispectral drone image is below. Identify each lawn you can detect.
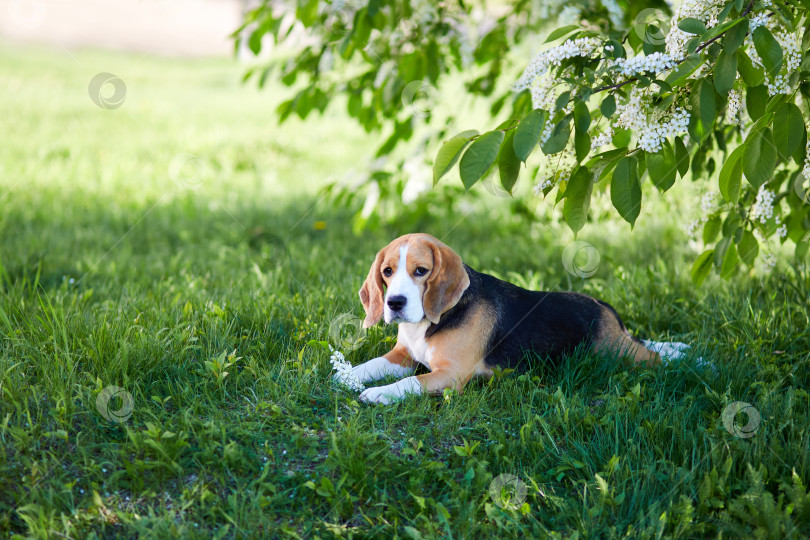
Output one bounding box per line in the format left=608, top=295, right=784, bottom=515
left=1, top=43, right=809, bottom=538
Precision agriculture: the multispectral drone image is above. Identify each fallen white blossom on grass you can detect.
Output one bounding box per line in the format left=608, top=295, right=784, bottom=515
left=330, top=346, right=364, bottom=392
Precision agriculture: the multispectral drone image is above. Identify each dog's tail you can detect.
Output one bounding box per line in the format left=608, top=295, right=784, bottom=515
left=596, top=300, right=698, bottom=364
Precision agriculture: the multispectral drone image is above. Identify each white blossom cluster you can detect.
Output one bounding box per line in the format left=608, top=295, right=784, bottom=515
left=614, top=87, right=690, bottom=152
left=777, top=224, right=787, bottom=238
left=750, top=186, right=775, bottom=224
left=514, top=37, right=602, bottom=110
left=591, top=126, right=614, bottom=150
left=686, top=218, right=706, bottom=238
left=612, top=52, right=676, bottom=77
left=700, top=191, right=717, bottom=213
left=745, top=17, right=803, bottom=95
left=329, top=346, right=364, bottom=391
left=749, top=13, right=769, bottom=32
left=534, top=144, right=579, bottom=193
left=534, top=178, right=554, bottom=194
left=665, top=0, right=726, bottom=60
left=726, top=88, right=742, bottom=125
left=803, top=140, right=810, bottom=184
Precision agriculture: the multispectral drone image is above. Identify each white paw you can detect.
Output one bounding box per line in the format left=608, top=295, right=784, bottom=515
left=359, top=386, right=400, bottom=405
left=358, top=377, right=422, bottom=405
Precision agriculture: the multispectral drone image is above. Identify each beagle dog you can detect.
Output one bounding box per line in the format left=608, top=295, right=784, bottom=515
left=343, top=233, right=691, bottom=404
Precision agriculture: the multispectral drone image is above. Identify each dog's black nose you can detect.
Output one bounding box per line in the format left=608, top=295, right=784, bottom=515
left=387, top=295, right=407, bottom=311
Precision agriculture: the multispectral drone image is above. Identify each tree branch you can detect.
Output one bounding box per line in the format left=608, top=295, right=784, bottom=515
left=591, top=1, right=758, bottom=95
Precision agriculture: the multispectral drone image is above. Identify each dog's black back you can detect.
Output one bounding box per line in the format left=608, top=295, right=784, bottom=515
left=425, top=265, right=621, bottom=370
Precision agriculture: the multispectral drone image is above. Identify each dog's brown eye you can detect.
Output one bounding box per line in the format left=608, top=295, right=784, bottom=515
left=383, top=267, right=393, bottom=277
left=414, top=267, right=428, bottom=277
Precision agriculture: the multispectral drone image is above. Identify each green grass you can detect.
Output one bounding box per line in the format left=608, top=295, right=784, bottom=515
left=1, top=43, right=809, bottom=539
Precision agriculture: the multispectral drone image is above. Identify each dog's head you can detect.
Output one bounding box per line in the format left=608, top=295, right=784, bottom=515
left=359, top=233, right=470, bottom=328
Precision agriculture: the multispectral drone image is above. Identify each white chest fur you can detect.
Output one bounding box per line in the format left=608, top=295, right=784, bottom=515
left=397, top=320, right=433, bottom=369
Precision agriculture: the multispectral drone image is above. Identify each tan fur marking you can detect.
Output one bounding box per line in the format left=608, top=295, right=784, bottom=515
left=383, top=344, right=417, bottom=369
left=416, top=302, right=495, bottom=393
left=591, top=304, right=661, bottom=367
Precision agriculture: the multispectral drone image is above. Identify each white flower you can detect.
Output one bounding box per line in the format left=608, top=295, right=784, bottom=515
left=745, top=20, right=802, bottom=96
left=614, top=87, right=690, bottom=152
left=776, top=225, right=787, bottom=238
left=700, top=192, right=717, bottom=213
left=686, top=218, right=706, bottom=238
left=514, top=37, right=602, bottom=110
left=750, top=186, right=775, bottom=224
left=612, top=52, right=676, bottom=77
left=803, top=140, right=810, bottom=183
left=329, top=345, right=364, bottom=391
left=534, top=178, right=554, bottom=194
left=726, top=89, right=742, bottom=125
left=665, top=0, right=727, bottom=60
left=591, top=126, right=614, bottom=150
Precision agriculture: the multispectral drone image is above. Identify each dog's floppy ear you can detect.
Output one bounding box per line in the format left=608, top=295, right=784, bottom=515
left=359, top=248, right=386, bottom=328
left=423, top=240, right=470, bottom=324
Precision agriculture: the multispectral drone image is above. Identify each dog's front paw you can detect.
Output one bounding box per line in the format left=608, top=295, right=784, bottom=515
left=359, top=377, right=422, bottom=405
left=359, top=386, right=400, bottom=405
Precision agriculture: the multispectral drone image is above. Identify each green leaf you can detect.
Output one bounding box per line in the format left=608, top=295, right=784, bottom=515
left=542, top=115, right=572, bottom=155
left=513, top=109, right=548, bottom=162
left=575, top=129, right=591, bottom=162
left=703, top=217, right=722, bottom=244
left=646, top=141, right=677, bottom=192
left=688, top=78, right=716, bottom=143
left=713, top=50, right=737, bottom=96
left=573, top=101, right=591, bottom=132
left=563, top=166, right=593, bottom=233
left=720, top=241, right=739, bottom=279
left=742, top=128, right=777, bottom=188
left=736, top=51, right=765, bottom=87
left=498, top=129, right=521, bottom=195
left=610, top=156, right=641, bottom=227
left=773, top=103, right=806, bottom=162
left=738, top=230, right=759, bottom=266
left=674, top=137, right=689, bottom=177
left=459, top=130, right=504, bottom=190
left=601, top=95, right=616, bottom=118
left=718, top=145, right=744, bottom=203
left=665, top=55, right=703, bottom=86
left=752, top=26, right=784, bottom=78
left=722, top=18, right=748, bottom=53
left=746, top=84, right=767, bottom=121
left=612, top=128, right=631, bottom=149
left=691, top=250, right=714, bottom=286
left=678, top=18, right=707, bottom=35
left=433, top=130, right=479, bottom=185
left=545, top=25, right=581, bottom=43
